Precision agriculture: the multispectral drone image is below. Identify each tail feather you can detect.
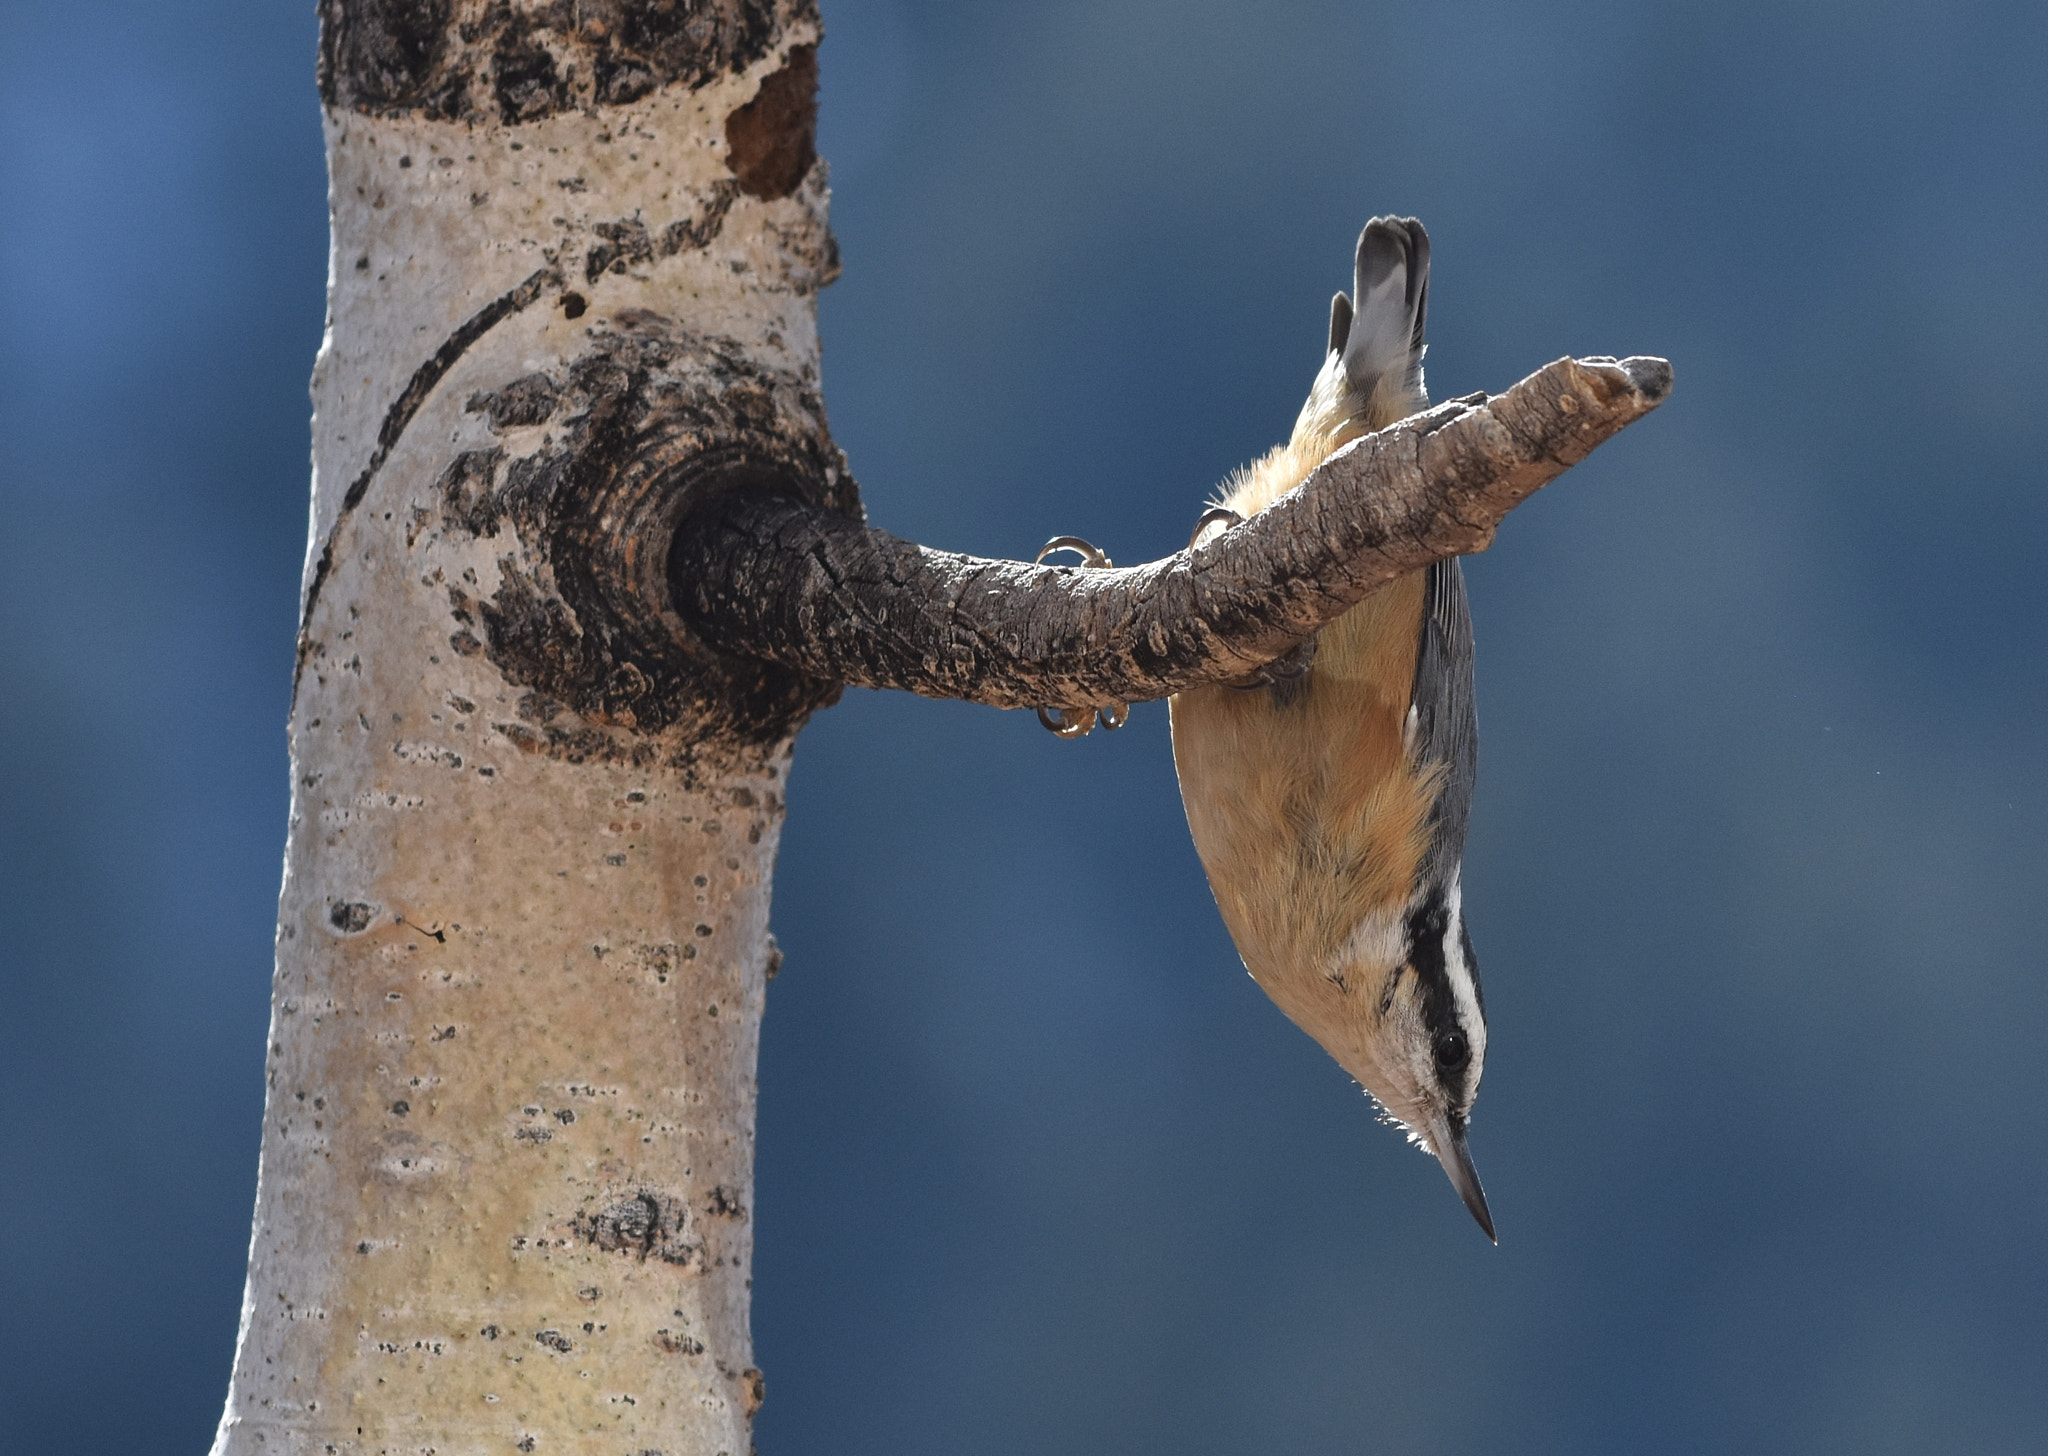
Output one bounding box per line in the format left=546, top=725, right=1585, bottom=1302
left=1338, top=216, right=1430, bottom=425
left=1229, top=217, right=1435, bottom=520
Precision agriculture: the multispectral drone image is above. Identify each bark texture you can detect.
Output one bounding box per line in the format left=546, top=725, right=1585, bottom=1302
left=670, top=356, right=1670, bottom=710
left=213, top=7, right=828, bottom=1454
left=319, top=0, right=815, bottom=126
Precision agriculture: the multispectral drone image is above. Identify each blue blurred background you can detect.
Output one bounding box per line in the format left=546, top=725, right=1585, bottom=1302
left=3, top=1, right=2044, bottom=1451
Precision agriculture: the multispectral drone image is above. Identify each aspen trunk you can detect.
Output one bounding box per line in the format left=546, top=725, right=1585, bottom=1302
left=213, top=6, right=835, bottom=1451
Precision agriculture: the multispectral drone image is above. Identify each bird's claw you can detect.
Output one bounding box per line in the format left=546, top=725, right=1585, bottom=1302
left=1037, top=535, right=1113, bottom=570
left=1036, top=704, right=1096, bottom=736
left=1187, top=507, right=1243, bottom=549
left=1034, top=535, right=1127, bottom=738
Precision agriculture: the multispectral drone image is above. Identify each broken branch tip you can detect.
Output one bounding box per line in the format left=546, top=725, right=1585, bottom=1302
left=1574, top=354, right=1674, bottom=407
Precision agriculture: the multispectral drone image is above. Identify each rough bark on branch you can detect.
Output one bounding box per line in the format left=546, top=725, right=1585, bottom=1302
left=670, top=354, right=1671, bottom=711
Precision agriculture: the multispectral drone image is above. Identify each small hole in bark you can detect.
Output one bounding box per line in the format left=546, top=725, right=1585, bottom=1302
left=391, top=1100, right=409, bottom=1116
left=561, top=291, right=587, bottom=318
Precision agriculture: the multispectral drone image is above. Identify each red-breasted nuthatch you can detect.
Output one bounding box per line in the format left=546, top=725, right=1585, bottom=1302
left=1169, top=218, right=1494, bottom=1240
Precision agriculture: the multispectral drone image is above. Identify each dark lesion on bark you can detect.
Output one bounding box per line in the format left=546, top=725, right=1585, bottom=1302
left=432, top=310, right=859, bottom=751
left=724, top=43, right=816, bottom=199
left=583, top=178, right=745, bottom=285
left=573, top=1188, right=703, bottom=1267
left=319, top=0, right=815, bottom=123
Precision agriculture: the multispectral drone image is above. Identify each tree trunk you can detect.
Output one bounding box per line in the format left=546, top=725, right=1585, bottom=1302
left=212, top=5, right=834, bottom=1452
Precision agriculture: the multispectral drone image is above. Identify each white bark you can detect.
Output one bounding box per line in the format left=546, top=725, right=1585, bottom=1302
left=213, top=22, right=825, bottom=1454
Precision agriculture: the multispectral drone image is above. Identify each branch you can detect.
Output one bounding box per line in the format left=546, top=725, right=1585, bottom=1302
left=670, top=354, right=1671, bottom=710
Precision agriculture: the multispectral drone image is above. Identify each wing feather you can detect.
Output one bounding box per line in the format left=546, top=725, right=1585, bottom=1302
left=1410, top=557, right=1477, bottom=893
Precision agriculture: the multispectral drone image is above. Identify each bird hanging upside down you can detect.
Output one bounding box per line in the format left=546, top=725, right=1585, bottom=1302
left=1169, top=217, right=1495, bottom=1240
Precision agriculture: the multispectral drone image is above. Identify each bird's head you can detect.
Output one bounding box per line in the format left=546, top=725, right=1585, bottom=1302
left=1317, top=881, right=1492, bottom=1240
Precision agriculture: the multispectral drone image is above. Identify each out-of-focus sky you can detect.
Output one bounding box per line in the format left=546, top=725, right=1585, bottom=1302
left=2, top=1, right=2044, bottom=1451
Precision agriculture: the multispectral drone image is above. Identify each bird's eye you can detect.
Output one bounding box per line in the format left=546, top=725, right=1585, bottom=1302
left=1433, top=1028, right=1470, bottom=1071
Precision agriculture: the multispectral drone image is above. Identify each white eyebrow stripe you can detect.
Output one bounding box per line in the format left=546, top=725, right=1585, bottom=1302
left=1441, top=871, right=1487, bottom=1077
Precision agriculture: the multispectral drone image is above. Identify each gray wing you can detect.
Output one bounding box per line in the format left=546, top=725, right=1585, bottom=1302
left=1410, top=556, right=1477, bottom=893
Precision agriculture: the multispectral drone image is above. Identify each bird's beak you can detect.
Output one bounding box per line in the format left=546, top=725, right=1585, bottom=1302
left=1428, top=1114, right=1495, bottom=1243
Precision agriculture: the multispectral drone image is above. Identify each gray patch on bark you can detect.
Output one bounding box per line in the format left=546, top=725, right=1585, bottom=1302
left=328, top=900, right=379, bottom=934
left=470, top=372, right=559, bottom=428
left=318, top=0, right=815, bottom=122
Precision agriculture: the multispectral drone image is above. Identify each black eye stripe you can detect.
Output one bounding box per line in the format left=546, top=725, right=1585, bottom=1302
left=1403, top=897, right=1453, bottom=1022
left=1404, top=892, right=1476, bottom=1100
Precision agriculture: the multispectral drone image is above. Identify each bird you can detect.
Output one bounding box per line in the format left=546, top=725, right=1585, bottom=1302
left=1168, top=216, right=1494, bottom=1240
